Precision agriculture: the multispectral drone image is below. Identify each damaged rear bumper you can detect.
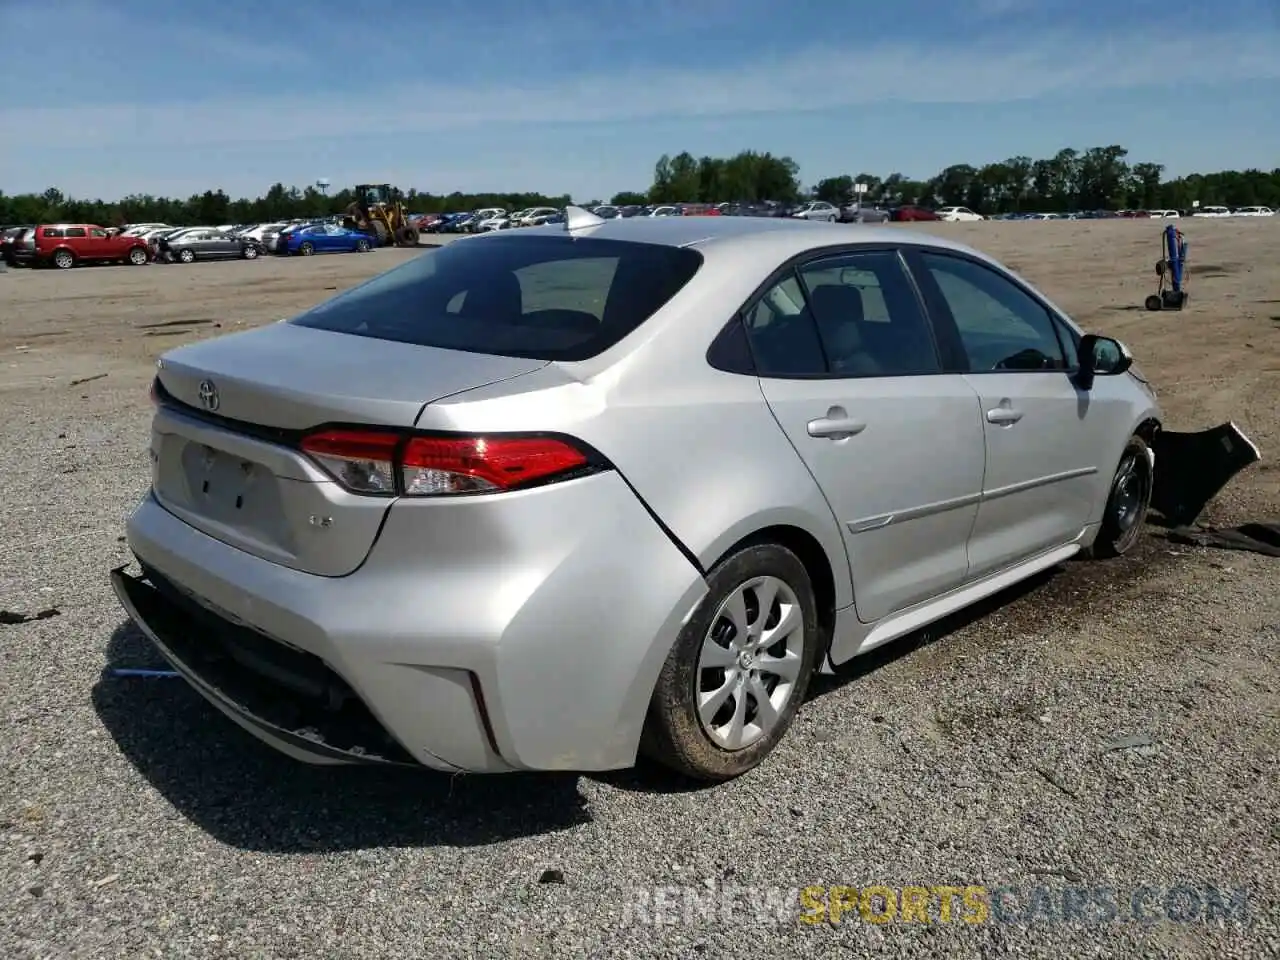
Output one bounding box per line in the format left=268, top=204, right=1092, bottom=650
left=110, top=564, right=423, bottom=769
left=1150, top=421, right=1261, bottom=526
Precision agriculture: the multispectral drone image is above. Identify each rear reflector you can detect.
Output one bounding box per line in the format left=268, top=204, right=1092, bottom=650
left=299, top=429, right=593, bottom=496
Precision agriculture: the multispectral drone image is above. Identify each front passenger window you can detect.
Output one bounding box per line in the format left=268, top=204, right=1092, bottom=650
left=919, top=252, right=1067, bottom=372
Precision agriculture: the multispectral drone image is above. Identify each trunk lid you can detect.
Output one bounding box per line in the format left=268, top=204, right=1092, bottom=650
left=150, top=323, right=547, bottom=576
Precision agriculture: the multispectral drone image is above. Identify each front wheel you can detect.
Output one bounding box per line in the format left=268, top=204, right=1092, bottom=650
left=1092, top=435, right=1153, bottom=557
left=127, top=246, right=148, bottom=265
left=641, top=543, right=820, bottom=782
left=242, top=244, right=259, bottom=259
left=299, top=241, right=315, bottom=256
left=178, top=248, right=195, bottom=264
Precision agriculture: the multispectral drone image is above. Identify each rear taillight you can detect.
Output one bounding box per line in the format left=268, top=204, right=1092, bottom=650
left=148, top=377, right=159, bottom=405
left=299, top=429, right=594, bottom=497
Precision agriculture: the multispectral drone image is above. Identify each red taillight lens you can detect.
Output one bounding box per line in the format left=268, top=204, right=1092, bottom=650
left=299, top=430, right=591, bottom=497
left=401, top=436, right=588, bottom=495
left=149, top=377, right=159, bottom=405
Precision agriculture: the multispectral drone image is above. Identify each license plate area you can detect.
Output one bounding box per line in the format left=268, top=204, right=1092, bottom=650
left=185, top=443, right=263, bottom=517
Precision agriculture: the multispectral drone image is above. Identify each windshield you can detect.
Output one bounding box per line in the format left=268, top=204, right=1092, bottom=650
left=289, top=235, right=703, bottom=361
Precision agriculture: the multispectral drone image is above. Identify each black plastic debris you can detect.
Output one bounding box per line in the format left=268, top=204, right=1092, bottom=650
left=1151, top=423, right=1261, bottom=526
left=538, top=869, right=566, bottom=884
left=1165, top=522, right=1280, bottom=558
left=110, top=668, right=181, bottom=678
left=0, top=608, right=61, bottom=626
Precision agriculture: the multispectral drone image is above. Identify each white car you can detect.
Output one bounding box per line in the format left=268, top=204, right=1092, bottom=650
left=1191, top=206, right=1232, bottom=218
left=937, top=207, right=984, bottom=222
left=1148, top=209, right=1181, bottom=219
left=1234, top=206, right=1274, bottom=217
left=476, top=212, right=512, bottom=232
left=515, top=207, right=560, bottom=227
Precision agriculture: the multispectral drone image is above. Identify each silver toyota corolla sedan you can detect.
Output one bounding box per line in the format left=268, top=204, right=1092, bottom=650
left=112, top=208, right=1256, bottom=782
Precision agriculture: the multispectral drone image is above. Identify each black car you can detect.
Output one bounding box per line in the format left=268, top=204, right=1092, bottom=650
left=159, top=228, right=263, bottom=263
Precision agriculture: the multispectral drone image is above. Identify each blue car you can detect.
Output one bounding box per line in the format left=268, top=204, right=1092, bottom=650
left=284, top=222, right=374, bottom=256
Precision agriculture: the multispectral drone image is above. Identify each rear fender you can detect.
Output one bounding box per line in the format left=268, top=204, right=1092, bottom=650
left=1150, top=422, right=1261, bottom=526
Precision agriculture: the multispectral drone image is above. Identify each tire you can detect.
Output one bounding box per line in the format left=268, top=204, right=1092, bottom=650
left=402, top=226, right=419, bottom=245
left=299, top=241, right=315, bottom=256
left=127, top=246, right=148, bottom=265
left=1091, top=435, right=1153, bottom=558
left=178, top=248, right=195, bottom=264
left=641, top=542, right=821, bottom=782
left=826, top=215, right=836, bottom=223
left=52, top=249, right=75, bottom=270
left=242, top=244, right=259, bottom=260
left=1144, top=294, right=1163, bottom=311
left=355, top=237, right=370, bottom=253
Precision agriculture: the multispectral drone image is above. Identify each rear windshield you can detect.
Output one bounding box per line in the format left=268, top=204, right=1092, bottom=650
left=289, top=234, right=704, bottom=361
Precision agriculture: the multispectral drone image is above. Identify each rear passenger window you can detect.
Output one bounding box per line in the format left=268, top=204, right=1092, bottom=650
left=742, top=274, right=828, bottom=377
left=64, top=227, right=86, bottom=238
left=798, top=250, right=941, bottom=376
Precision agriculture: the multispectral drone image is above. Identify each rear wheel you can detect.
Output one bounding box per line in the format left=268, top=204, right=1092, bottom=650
left=1092, top=435, right=1153, bottom=557
left=355, top=237, right=370, bottom=253
left=299, top=241, right=315, bottom=256
left=641, top=543, right=820, bottom=782
left=52, top=249, right=75, bottom=269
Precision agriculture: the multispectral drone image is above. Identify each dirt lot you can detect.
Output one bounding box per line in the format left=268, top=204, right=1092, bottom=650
left=1, top=222, right=1278, bottom=959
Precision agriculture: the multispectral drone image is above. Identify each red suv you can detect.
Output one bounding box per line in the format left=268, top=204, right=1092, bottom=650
left=889, top=205, right=940, bottom=222
left=16, top=224, right=151, bottom=269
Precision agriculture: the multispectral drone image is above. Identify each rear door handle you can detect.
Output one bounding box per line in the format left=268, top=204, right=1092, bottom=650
left=986, top=407, right=1024, bottom=425
left=807, top=408, right=866, bottom=439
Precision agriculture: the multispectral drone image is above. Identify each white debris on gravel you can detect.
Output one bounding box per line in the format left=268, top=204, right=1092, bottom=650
left=2, top=252, right=1278, bottom=960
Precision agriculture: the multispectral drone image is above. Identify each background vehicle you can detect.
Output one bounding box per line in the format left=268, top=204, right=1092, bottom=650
left=838, top=203, right=890, bottom=224
left=890, top=205, right=941, bottom=221
left=160, top=228, right=263, bottom=263
left=109, top=211, right=1248, bottom=788
left=790, top=200, right=839, bottom=222
left=937, top=206, right=984, bottom=222
left=343, top=184, right=419, bottom=246
left=18, top=224, right=150, bottom=268
left=281, top=222, right=374, bottom=256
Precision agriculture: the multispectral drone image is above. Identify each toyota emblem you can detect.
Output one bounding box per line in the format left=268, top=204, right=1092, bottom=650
left=197, top=380, right=220, bottom=411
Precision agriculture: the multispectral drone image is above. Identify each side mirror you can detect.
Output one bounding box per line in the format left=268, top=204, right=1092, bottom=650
left=1076, top=334, right=1133, bottom=390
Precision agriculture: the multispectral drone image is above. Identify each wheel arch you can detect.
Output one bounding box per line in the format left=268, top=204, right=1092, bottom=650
left=705, top=522, right=839, bottom=653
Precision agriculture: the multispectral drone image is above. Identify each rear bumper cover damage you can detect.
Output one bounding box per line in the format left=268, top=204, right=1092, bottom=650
left=114, top=469, right=707, bottom=774
left=1150, top=421, right=1261, bottom=526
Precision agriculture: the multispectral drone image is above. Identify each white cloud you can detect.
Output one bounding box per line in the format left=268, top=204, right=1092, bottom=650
left=3, top=28, right=1276, bottom=154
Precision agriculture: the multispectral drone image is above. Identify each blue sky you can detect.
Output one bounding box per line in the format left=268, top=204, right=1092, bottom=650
left=1, top=0, right=1278, bottom=202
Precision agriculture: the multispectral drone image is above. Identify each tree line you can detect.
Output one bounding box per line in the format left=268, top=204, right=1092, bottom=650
left=647, top=146, right=1280, bottom=214
left=2, top=144, right=1278, bottom=225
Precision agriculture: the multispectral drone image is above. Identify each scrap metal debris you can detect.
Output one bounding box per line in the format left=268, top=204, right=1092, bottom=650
left=68, top=373, right=107, bottom=386
left=1165, top=522, right=1280, bottom=558
left=0, top=607, right=61, bottom=625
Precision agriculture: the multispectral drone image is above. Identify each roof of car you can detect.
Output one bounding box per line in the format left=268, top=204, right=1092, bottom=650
left=502, top=211, right=983, bottom=262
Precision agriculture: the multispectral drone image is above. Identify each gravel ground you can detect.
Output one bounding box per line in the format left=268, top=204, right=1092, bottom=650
left=2, top=223, right=1279, bottom=959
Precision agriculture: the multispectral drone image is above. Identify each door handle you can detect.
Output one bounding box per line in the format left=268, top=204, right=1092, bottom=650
left=807, top=408, right=866, bottom=439
left=986, top=407, right=1023, bottom=425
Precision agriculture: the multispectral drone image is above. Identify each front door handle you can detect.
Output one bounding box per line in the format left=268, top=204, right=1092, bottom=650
left=986, top=407, right=1024, bottom=425
left=807, top=407, right=866, bottom=439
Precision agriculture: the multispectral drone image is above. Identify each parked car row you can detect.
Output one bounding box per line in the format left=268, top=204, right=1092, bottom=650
left=1, top=218, right=383, bottom=269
